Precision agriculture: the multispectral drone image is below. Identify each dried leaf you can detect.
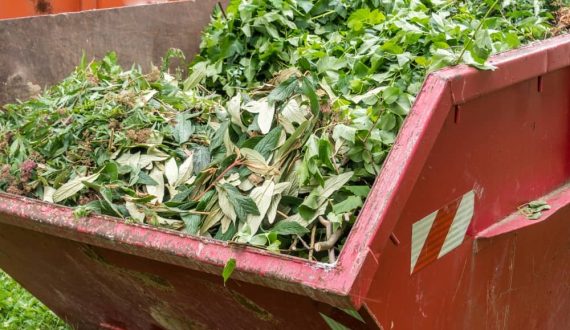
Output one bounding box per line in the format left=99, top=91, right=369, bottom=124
left=246, top=181, right=275, bottom=234
left=244, top=99, right=275, bottom=134
left=126, top=201, right=146, bottom=222
left=227, top=94, right=246, bottom=130
left=53, top=173, right=100, bottom=203
left=201, top=206, right=223, bottom=234
left=164, top=158, right=179, bottom=187
left=43, top=186, right=56, bottom=203
left=175, top=154, right=194, bottom=186
left=216, top=185, right=237, bottom=222
left=146, top=167, right=165, bottom=204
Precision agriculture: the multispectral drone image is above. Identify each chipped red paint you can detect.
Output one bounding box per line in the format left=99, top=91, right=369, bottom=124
left=1, top=12, right=570, bottom=328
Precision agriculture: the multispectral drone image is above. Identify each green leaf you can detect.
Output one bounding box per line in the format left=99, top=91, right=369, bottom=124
left=101, top=162, right=118, bottom=181
left=184, top=61, right=207, bottom=90
left=210, top=121, right=229, bottom=151
left=298, top=172, right=353, bottom=222
left=137, top=171, right=158, bottom=185
left=332, top=196, right=363, bottom=214
left=100, top=187, right=123, bottom=217
left=268, top=76, right=298, bottom=103
left=193, top=146, right=211, bottom=174
left=53, top=173, right=100, bottom=203
left=246, top=180, right=275, bottom=234
left=320, top=172, right=354, bottom=203
left=320, top=313, right=350, bottom=330
left=381, top=42, right=404, bottom=54
left=182, top=214, right=202, bottom=235
left=173, top=113, right=194, bottom=144
left=271, top=220, right=310, bottom=235
left=298, top=0, right=313, bottom=13
left=222, top=184, right=260, bottom=221
left=333, top=124, right=357, bottom=143
left=382, top=86, right=401, bottom=105
left=254, top=127, right=282, bottom=159
left=318, top=138, right=335, bottom=170
left=343, top=185, right=370, bottom=197
left=276, top=120, right=311, bottom=161
left=340, top=308, right=365, bottom=322
left=222, top=258, right=236, bottom=286
left=301, top=77, right=320, bottom=116
left=217, top=185, right=237, bottom=221
left=348, top=9, right=385, bottom=32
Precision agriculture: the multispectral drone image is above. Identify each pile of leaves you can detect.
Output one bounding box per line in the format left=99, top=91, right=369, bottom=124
left=0, top=0, right=557, bottom=262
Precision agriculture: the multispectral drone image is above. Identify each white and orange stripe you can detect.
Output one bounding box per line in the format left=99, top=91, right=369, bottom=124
left=411, top=191, right=475, bottom=274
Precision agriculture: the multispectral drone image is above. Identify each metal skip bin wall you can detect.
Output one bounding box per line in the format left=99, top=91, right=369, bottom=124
left=0, top=2, right=569, bottom=329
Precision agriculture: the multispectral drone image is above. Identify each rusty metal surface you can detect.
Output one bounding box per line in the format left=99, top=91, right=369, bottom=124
left=0, top=0, right=219, bottom=104
left=0, top=222, right=373, bottom=329
left=1, top=7, right=570, bottom=328
left=365, top=186, right=570, bottom=329
left=361, top=37, right=570, bottom=328
left=0, top=193, right=355, bottom=308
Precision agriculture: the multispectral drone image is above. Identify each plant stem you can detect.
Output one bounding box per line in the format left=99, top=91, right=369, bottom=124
left=193, top=159, right=242, bottom=201
left=308, top=225, right=317, bottom=261
left=217, top=2, right=227, bottom=20
left=454, top=0, right=500, bottom=65
left=312, top=10, right=335, bottom=21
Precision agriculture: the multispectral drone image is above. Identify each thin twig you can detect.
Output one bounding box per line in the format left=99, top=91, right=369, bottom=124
left=193, top=159, right=241, bottom=201
left=454, top=0, right=500, bottom=65
left=308, top=225, right=317, bottom=261
left=277, top=210, right=289, bottom=218
left=315, top=226, right=344, bottom=253
left=318, top=216, right=336, bottom=262
left=289, top=236, right=299, bottom=251
left=107, top=129, right=114, bottom=152
left=217, top=2, right=227, bottom=20
left=297, top=235, right=311, bottom=250
left=186, top=210, right=211, bottom=215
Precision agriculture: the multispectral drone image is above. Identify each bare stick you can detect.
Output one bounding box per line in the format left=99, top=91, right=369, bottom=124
left=315, top=226, right=344, bottom=253
left=297, top=235, right=311, bottom=250
left=308, top=225, right=316, bottom=261
left=289, top=236, right=298, bottom=251
left=277, top=210, right=289, bottom=218
left=318, top=216, right=336, bottom=262
left=217, top=2, right=227, bottom=20
left=193, top=159, right=241, bottom=201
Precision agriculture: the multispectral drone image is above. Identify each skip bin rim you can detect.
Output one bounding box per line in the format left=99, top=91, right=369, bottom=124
left=1, top=33, right=570, bottom=309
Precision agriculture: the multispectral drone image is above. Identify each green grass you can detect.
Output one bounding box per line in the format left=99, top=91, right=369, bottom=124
left=0, top=270, right=69, bottom=329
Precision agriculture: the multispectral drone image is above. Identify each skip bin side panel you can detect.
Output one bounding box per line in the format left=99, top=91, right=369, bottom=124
left=361, top=61, right=570, bottom=327
left=0, top=194, right=355, bottom=308
left=341, top=75, right=455, bottom=307
left=0, top=221, right=365, bottom=330
left=365, top=204, right=570, bottom=329
left=0, top=0, right=219, bottom=104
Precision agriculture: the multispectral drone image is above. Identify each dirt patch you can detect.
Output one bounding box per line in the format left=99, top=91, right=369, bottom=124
left=150, top=305, right=208, bottom=330
left=34, top=0, right=53, bottom=14
left=81, top=245, right=174, bottom=292
left=229, top=290, right=274, bottom=322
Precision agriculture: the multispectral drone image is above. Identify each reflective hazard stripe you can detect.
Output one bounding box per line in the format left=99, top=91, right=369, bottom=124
left=411, top=191, right=475, bottom=274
